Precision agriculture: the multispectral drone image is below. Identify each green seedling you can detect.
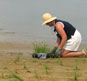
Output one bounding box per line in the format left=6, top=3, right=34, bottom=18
left=57, top=58, right=63, bottom=66
left=74, top=64, right=79, bottom=70
left=72, top=71, right=78, bottom=81
left=74, top=59, right=79, bottom=70
left=9, top=79, right=19, bottom=81
left=14, top=54, right=22, bottom=64
left=23, top=61, right=27, bottom=70
left=32, top=58, right=37, bottom=63
left=34, top=71, right=39, bottom=79
left=7, top=71, right=23, bottom=81
left=45, top=64, right=49, bottom=74
left=33, top=42, right=50, bottom=54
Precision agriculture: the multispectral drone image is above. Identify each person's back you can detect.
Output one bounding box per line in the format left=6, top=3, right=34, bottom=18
left=54, top=19, right=76, bottom=40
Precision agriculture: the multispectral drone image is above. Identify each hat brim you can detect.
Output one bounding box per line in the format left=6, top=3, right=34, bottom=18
left=42, top=17, right=56, bottom=25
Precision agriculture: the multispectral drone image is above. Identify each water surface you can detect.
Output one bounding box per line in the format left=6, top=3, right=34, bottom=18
left=0, top=0, right=87, bottom=44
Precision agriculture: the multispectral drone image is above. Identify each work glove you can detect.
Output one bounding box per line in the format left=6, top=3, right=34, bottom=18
left=50, top=47, right=57, bottom=54
left=55, top=47, right=62, bottom=57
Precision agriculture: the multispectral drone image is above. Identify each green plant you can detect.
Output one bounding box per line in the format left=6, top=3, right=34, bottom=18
left=14, top=54, right=22, bottom=64
left=7, top=71, right=23, bottom=81
left=34, top=70, right=39, bottom=79
left=72, top=71, right=78, bottom=81
left=32, top=58, right=37, bottom=63
left=57, top=58, right=63, bottom=66
left=33, top=42, right=50, bottom=54
left=23, top=61, right=27, bottom=70
left=9, top=79, right=19, bottom=81
left=74, top=59, right=79, bottom=70
left=74, top=64, right=78, bottom=70
left=45, top=64, right=49, bottom=74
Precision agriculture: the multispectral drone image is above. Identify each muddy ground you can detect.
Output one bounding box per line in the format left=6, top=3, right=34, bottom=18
left=0, top=42, right=87, bottom=81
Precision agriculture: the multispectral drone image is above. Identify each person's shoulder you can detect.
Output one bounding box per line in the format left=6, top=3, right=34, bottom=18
left=55, top=19, right=64, bottom=28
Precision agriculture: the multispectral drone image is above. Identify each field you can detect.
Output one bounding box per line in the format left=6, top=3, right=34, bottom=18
left=0, top=55, right=87, bottom=81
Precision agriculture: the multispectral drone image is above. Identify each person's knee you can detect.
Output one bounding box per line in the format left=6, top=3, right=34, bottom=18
left=61, top=50, right=70, bottom=57
left=61, top=52, right=68, bottom=57
left=61, top=53, right=66, bottom=57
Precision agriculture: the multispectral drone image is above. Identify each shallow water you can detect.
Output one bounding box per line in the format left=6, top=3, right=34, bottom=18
left=0, top=0, right=87, bottom=44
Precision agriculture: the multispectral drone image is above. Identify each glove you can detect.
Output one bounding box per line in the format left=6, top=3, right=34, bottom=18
left=50, top=47, right=57, bottom=54
left=55, top=47, right=62, bottom=57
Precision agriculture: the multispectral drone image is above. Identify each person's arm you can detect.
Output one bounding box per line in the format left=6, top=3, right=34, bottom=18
left=55, top=37, right=60, bottom=48
left=55, top=22, right=67, bottom=49
left=50, top=38, right=60, bottom=54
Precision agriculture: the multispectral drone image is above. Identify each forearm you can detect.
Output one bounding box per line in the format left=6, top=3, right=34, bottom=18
left=55, top=38, right=60, bottom=48
left=60, top=37, right=67, bottom=48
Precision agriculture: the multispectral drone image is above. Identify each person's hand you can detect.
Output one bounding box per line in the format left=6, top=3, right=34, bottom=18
left=50, top=47, right=57, bottom=54
left=56, top=47, right=62, bottom=55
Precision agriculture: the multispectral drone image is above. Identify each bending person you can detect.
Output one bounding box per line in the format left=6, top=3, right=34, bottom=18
left=42, top=13, right=87, bottom=57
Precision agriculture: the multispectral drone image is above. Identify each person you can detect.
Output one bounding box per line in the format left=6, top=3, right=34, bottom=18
left=42, top=13, right=87, bottom=57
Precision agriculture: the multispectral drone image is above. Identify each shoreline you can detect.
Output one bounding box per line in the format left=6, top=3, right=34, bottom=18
left=0, top=40, right=86, bottom=49
left=0, top=41, right=86, bottom=56
left=0, top=41, right=34, bottom=56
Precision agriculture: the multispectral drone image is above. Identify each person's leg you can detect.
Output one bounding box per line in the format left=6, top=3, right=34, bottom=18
left=61, top=49, right=84, bottom=57
left=60, top=30, right=87, bottom=57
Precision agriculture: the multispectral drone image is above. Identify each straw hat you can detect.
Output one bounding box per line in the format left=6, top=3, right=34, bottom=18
left=42, top=13, right=56, bottom=25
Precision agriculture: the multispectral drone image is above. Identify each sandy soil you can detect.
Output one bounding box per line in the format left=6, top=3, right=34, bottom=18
left=0, top=42, right=87, bottom=81
left=0, top=55, right=87, bottom=81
